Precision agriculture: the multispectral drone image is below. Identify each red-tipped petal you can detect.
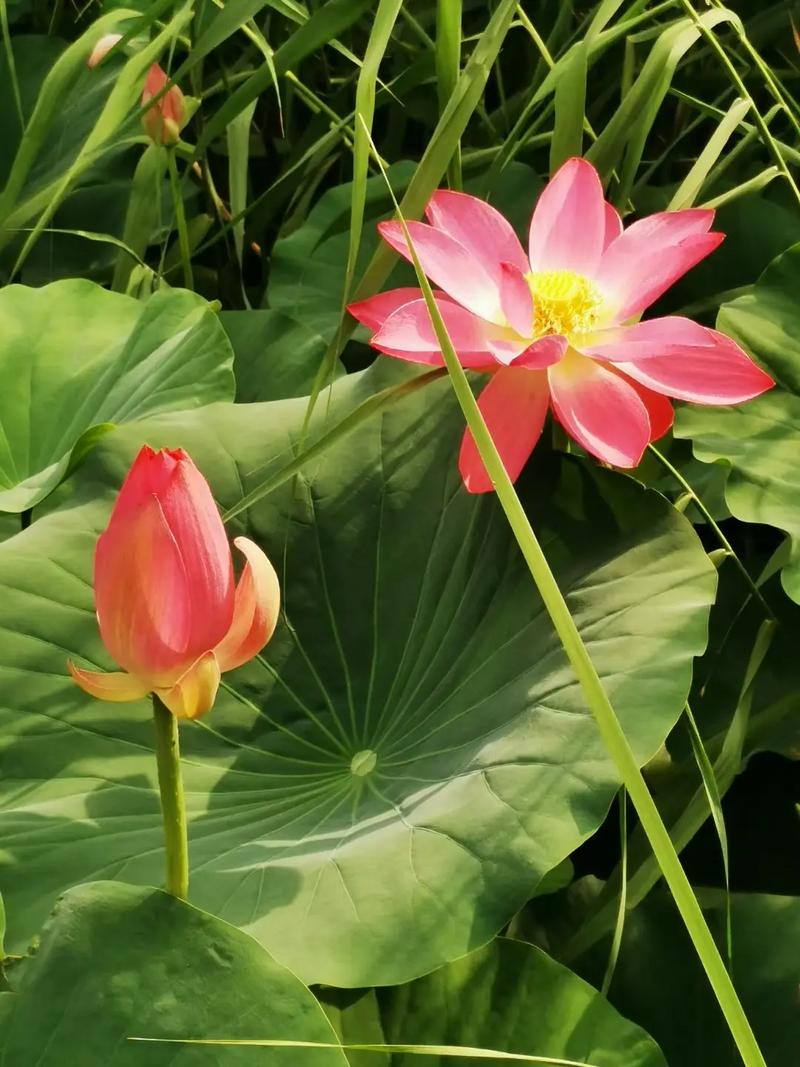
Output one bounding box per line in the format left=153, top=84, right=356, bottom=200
left=529, top=158, right=606, bottom=276
left=619, top=375, right=674, bottom=441
left=215, top=538, right=281, bottom=674
left=597, top=210, right=721, bottom=321
left=108, top=445, right=185, bottom=521
left=95, top=493, right=192, bottom=683
left=499, top=262, right=534, bottom=336
left=378, top=220, right=503, bottom=323
left=548, top=352, right=651, bottom=467
left=586, top=317, right=774, bottom=404
left=68, top=662, right=150, bottom=703
left=512, top=335, right=568, bottom=369
left=459, top=369, right=550, bottom=493
left=603, top=201, right=623, bottom=251
left=158, top=458, right=235, bottom=653
left=373, top=296, right=496, bottom=353
left=155, top=651, right=221, bottom=721
left=426, top=189, right=529, bottom=278
left=348, top=288, right=425, bottom=331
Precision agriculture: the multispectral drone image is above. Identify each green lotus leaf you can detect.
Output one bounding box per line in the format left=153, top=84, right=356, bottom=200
left=573, top=890, right=800, bottom=1067
left=675, top=243, right=800, bottom=602
left=0, top=279, right=234, bottom=512
left=0, top=881, right=346, bottom=1066
left=0, top=361, right=715, bottom=987
left=322, top=936, right=667, bottom=1067
left=221, top=308, right=342, bottom=402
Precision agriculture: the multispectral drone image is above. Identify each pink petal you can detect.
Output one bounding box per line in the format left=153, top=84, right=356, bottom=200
left=425, top=190, right=529, bottom=278
left=596, top=209, right=721, bottom=321
left=348, top=288, right=425, bottom=331
left=548, top=352, right=651, bottom=467
left=586, top=317, right=774, bottom=403
left=512, top=335, right=568, bottom=369
left=373, top=297, right=495, bottom=353
left=108, top=445, right=183, bottom=522
left=528, top=157, right=606, bottom=276
left=499, top=262, right=534, bottom=336
left=155, top=651, right=221, bottom=721
left=458, top=369, right=550, bottom=493
left=603, top=202, right=623, bottom=250
left=157, top=457, right=236, bottom=656
left=95, top=493, right=192, bottom=684
left=582, top=315, right=712, bottom=360
left=68, top=662, right=150, bottom=702
left=215, top=538, right=281, bottom=674
left=371, top=298, right=509, bottom=369
left=618, top=375, right=674, bottom=441
left=378, top=220, right=503, bottom=322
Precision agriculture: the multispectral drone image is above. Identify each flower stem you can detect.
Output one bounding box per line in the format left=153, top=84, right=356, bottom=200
left=166, top=149, right=194, bottom=290
left=152, top=695, right=189, bottom=900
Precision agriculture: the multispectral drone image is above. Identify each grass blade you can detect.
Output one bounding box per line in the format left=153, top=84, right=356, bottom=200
left=194, top=0, right=374, bottom=161
left=668, top=97, right=751, bottom=209
left=549, top=39, right=588, bottom=173
left=601, top=787, right=627, bottom=996
left=436, top=0, right=463, bottom=188
left=129, top=1038, right=597, bottom=1064
left=684, top=702, right=732, bottom=967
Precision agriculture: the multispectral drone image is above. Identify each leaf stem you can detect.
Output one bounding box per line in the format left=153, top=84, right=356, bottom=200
left=152, top=696, right=189, bottom=900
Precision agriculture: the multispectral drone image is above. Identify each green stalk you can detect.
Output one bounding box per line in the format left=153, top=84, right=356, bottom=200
left=363, top=123, right=766, bottom=1067
left=152, top=695, right=189, bottom=900
left=166, top=149, right=194, bottom=290
left=436, top=0, right=463, bottom=189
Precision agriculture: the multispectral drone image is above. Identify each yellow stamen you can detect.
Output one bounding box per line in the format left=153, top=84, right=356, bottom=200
left=527, top=269, right=602, bottom=337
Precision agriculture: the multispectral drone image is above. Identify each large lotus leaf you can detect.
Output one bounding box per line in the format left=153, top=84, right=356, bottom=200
left=0, top=881, right=346, bottom=1066
left=0, top=361, right=715, bottom=987
left=323, top=937, right=667, bottom=1067
left=675, top=243, right=800, bottom=602
left=220, top=308, right=342, bottom=402
left=573, top=890, right=800, bottom=1067
left=0, top=279, right=234, bottom=512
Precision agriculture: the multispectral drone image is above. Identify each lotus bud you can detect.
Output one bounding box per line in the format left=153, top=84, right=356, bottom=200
left=142, top=63, right=186, bottom=145
left=69, top=446, right=280, bottom=720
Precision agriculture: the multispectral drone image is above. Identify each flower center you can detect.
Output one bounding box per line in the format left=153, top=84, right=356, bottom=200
left=526, top=270, right=602, bottom=338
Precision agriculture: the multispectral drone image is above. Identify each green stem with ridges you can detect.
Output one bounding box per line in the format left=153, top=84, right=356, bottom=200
left=152, top=695, right=189, bottom=900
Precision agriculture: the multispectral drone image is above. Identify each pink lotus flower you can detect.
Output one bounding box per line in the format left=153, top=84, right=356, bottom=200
left=88, top=34, right=185, bottom=146
left=349, top=158, right=773, bottom=493
left=68, top=446, right=280, bottom=720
